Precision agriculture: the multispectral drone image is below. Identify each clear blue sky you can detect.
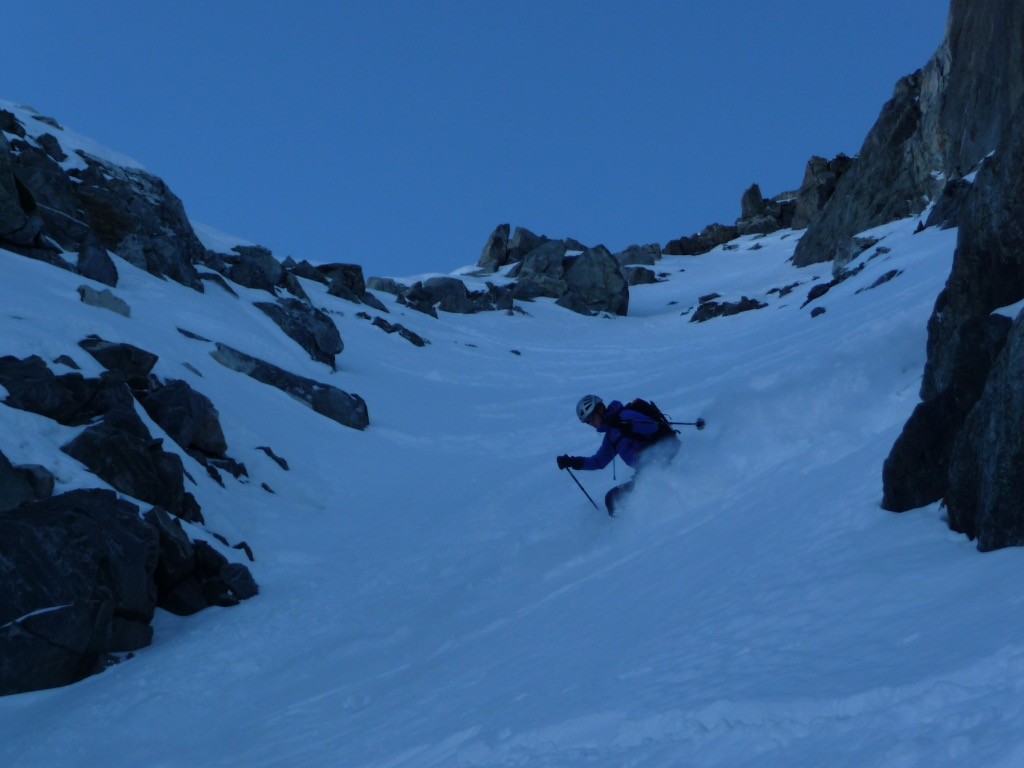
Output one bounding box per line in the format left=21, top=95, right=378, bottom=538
left=6, top=2, right=948, bottom=277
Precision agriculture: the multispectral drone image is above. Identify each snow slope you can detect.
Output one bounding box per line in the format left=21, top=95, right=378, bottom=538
left=2, top=212, right=1024, bottom=767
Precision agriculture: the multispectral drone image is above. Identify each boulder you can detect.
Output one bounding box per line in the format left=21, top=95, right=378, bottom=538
left=0, top=356, right=134, bottom=426
left=78, top=335, right=159, bottom=390
left=61, top=416, right=203, bottom=523
left=137, top=380, right=228, bottom=457
left=0, top=490, right=160, bottom=695
left=226, top=245, right=283, bottom=292
left=507, top=226, right=550, bottom=263
left=210, top=343, right=369, bottom=431
left=613, top=244, right=661, bottom=267
left=76, top=232, right=119, bottom=287
left=477, top=223, right=511, bottom=272
left=622, top=266, right=658, bottom=286
left=690, top=296, right=767, bottom=323
left=77, top=285, right=130, bottom=317
left=254, top=298, right=344, bottom=369
left=560, top=247, right=629, bottom=316
left=664, top=224, right=739, bottom=256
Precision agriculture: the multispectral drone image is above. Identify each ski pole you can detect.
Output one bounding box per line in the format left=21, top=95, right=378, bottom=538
left=668, top=418, right=705, bottom=430
left=566, top=468, right=600, bottom=511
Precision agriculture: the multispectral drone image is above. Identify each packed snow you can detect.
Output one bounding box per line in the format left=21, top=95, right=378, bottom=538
left=2, top=210, right=1023, bottom=767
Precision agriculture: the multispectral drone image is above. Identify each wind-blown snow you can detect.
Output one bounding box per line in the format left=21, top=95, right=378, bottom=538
left=2, top=213, right=1022, bottom=767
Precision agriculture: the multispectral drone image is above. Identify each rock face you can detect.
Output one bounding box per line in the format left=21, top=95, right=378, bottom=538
left=793, top=0, right=1024, bottom=268
left=882, top=1, right=1024, bottom=550
left=946, top=313, right=1024, bottom=549
left=0, top=107, right=205, bottom=289
left=792, top=69, right=944, bottom=267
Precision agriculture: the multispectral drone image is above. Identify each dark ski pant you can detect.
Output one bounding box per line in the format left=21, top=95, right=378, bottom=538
left=604, top=437, right=680, bottom=517
left=605, top=479, right=634, bottom=517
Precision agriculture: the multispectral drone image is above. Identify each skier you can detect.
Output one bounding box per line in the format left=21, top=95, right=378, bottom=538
left=556, top=394, right=680, bottom=516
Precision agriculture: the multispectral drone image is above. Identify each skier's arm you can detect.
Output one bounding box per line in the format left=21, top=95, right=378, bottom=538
left=581, top=435, right=615, bottom=470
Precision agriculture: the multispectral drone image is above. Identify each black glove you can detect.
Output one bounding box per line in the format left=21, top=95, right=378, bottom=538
left=557, top=454, right=585, bottom=471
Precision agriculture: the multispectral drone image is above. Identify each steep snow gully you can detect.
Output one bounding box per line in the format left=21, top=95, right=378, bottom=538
left=4, top=213, right=1024, bottom=766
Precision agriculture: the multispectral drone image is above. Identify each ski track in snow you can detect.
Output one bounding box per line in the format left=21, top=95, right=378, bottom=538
left=2, top=216, right=1023, bottom=767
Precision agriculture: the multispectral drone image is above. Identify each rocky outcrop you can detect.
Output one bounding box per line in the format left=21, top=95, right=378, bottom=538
left=791, top=155, right=855, bottom=230
left=664, top=224, right=739, bottom=257
left=254, top=298, right=344, bottom=370
left=0, top=490, right=159, bottom=695
left=0, top=108, right=205, bottom=289
left=478, top=223, right=511, bottom=272
left=210, top=343, right=369, bottom=431
left=0, top=488, right=258, bottom=695
left=794, top=0, right=1024, bottom=268
left=882, top=314, right=1011, bottom=512
left=558, top=247, right=629, bottom=316
left=946, top=313, right=1024, bottom=550
left=883, top=2, right=1024, bottom=549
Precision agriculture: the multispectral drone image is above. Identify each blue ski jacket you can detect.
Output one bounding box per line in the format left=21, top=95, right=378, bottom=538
left=581, top=400, right=677, bottom=471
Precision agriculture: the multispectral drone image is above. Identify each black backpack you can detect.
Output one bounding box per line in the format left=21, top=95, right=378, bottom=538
left=621, top=398, right=679, bottom=443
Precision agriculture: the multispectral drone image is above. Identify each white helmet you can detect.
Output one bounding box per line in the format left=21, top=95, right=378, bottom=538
left=576, top=394, right=603, bottom=422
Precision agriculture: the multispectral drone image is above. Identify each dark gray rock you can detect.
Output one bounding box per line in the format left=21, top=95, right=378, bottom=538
left=320, top=263, right=367, bottom=302
left=507, top=226, right=550, bottom=263
left=622, top=266, right=658, bottom=286
left=0, top=356, right=134, bottom=426
left=690, top=296, right=767, bottom=323
left=76, top=231, right=119, bottom=287
left=793, top=71, right=938, bottom=267
left=61, top=419, right=202, bottom=523
left=664, top=224, right=739, bottom=256
left=0, top=134, right=31, bottom=240
left=921, top=105, right=1024, bottom=403
left=371, top=317, right=430, bottom=347
left=254, top=298, right=343, bottom=369
left=73, top=154, right=204, bottom=290
left=78, top=336, right=159, bottom=390
left=225, top=245, right=283, bottom=293
left=210, top=343, right=369, bottom=430
left=883, top=314, right=1012, bottom=512
left=288, top=260, right=330, bottom=285
left=256, top=446, right=289, bottom=470
left=0, top=450, right=36, bottom=513
left=924, top=178, right=973, bottom=230
left=0, top=489, right=160, bottom=695
left=740, top=183, right=768, bottom=219
left=613, top=244, right=661, bottom=267
left=791, top=155, right=855, bottom=230
left=15, top=464, right=55, bottom=503
left=947, top=313, right=1024, bottom=549
left=478, top=223, right=511, bottom=272
left=560, top=247, right=629, bottom=316
left=138, top=380, right=228, bottom=457
left=366, top=277, right=406, bottom=295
